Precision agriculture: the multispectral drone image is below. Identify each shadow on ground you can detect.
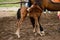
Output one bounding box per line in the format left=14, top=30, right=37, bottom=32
left=0, top=11, right=60, bottom=40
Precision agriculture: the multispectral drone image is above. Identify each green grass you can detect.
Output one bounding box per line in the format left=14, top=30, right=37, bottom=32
left=0, top=0, right=20, bottom=7
left=0, top=4, right=20, bottom=7
left=0, top=0, right=20, bottom=2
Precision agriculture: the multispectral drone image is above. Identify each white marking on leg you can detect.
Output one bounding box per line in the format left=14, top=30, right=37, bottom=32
left=27, top=5, right=34, bottom=12
left=27, top=8, right=30, bottom=11
left=31, top=5, right=34, bottom=7
left=33, top=28, right=36, bottom=33
left=38, top=31, right=45, bottom=36
left=15, top=29, right=20, bottom=38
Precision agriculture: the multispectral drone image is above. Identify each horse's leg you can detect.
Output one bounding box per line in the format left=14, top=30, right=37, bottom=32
left=15, top=8, right=27, bottom=38
left=34, top=17, right=41, bottom=35
left=38, top=17, right=45, bottom=36
left=34, top=16, right=44, bottom=36
left=30, top=17, right=36, bottom=33
left=16, top=8, right=21, bottom=26
left=31, top=16, right=42, bottom=36
left=15, top=17, right=26, bottom=38
left=15, top=9, right=21, bottom=38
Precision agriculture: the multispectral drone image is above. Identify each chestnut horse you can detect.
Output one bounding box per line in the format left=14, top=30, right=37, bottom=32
left=33, top=0, right=60, bottom=11
left=52, top=0, right=60, bottom=2
left=15, top=3, right=45, bottom=38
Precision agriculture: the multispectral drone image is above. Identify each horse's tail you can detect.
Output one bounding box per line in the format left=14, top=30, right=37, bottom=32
left=17, top=8, right=21, bottom=20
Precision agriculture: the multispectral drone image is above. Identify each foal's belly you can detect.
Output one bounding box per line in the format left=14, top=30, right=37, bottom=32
left=29, top=12, right=41, bottom=18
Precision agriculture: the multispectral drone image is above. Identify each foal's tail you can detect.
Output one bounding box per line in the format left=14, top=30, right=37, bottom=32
left=17, top=8, right=21, bottom=19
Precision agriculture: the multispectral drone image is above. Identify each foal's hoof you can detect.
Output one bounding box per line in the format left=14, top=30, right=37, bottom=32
left=40, top=31, right=45, bottom=36
left=15, top=32, right=20, bottom=38
left=33, top=29, right=36, bottom=33
left=37, top=31, right=45, bottom=36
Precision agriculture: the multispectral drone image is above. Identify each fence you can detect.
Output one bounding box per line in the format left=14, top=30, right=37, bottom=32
left=0, top=0, right=28, bottom=8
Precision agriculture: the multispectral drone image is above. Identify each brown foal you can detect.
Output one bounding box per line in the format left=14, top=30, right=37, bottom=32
left=15, top=3, right=45, bottom=38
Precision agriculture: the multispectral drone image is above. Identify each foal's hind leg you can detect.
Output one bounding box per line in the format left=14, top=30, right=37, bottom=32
left=16, top=9, right=21, bottom=26
left=15, top=7, right=27, bottom=38
left=15, top=8, right=21, bottom=38
left=15, top=17, right=26, bottom=38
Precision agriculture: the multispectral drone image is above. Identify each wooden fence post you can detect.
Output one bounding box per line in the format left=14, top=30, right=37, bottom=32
left=20, top=0, right=22, bottom=8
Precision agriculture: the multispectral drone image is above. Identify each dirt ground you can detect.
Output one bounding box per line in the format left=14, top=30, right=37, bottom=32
left=0, top=11, right=60, bottom=40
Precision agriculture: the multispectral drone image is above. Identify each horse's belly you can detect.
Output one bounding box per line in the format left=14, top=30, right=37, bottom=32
left=46, top=0, right=60, bottom=11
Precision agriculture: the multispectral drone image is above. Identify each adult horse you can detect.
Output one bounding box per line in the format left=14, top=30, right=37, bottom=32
left=32, top=0, right=60, bottom=11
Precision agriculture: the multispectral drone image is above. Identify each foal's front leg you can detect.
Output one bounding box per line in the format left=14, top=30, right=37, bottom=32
left=37, top=17, right=45, bottom=36
left=35, top=17, right=41, bottom=35
left=34, top=17, right=44, bottom=36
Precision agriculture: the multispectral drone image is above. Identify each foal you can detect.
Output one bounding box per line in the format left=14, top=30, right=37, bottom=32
left=15, top=4, right=45, bottom=38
